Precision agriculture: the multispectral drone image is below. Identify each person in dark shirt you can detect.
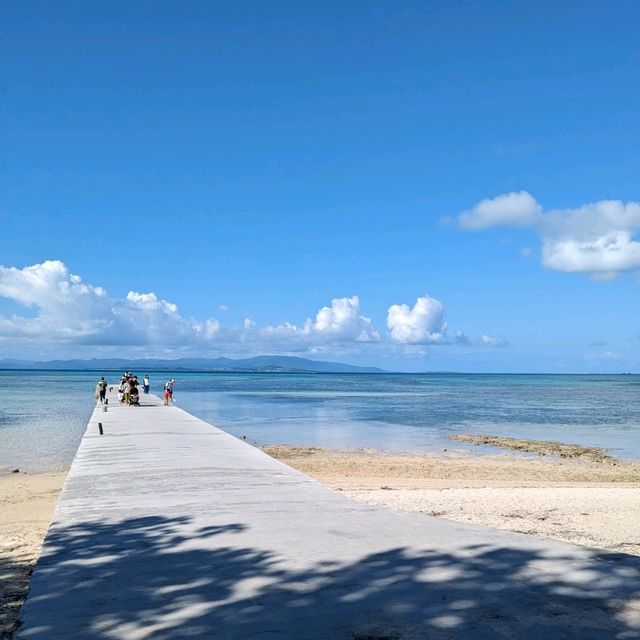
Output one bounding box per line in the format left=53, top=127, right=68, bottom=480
left=97, top=377, right=107, bottom=404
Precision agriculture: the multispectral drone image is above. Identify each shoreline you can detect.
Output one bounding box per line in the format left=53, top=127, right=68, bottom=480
left=261, top=444, right=640, bottom=486
left=3, top=445, right=640, bottom=636
left=262, top=445, right=640, bottom=556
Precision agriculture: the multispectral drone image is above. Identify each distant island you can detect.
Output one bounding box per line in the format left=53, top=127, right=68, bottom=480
left=0, top=356, right=386, bottom=374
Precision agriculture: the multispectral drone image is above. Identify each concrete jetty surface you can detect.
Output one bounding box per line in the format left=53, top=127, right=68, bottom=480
left=17, top=390, right=640, bottom=639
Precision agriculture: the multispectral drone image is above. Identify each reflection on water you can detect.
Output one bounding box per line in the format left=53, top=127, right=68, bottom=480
left=174, top=372, right=640, bottom=460
left=1, top=371, right=639, bottom=472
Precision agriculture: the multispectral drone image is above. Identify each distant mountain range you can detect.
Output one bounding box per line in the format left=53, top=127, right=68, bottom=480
left=0, top=356, right=386, bottom=374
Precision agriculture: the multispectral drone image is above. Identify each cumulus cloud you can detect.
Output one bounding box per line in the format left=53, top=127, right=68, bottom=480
left=0, top=260, right=219, bottom=347
left=193, top=318, right=221, bottom=340
left=0, top=261, right=382, bottom=355
left=263, top=296, right=380, bottom=344
left=0, top=261, right=113, bottom=340
left=457, top=191, right=542, bottom=230
left=126, top=291, right=178, bottom=315
left=314, top=296, right=380, bottom=342
left=458, top=193, right=640, bottom=279
left=387, top=295, right=447, bottom=344
left=541, top=203, right=640, bottom=275
left=0, top=261, right=506, bottom=359
left=385, top=298, right=507, bottom=348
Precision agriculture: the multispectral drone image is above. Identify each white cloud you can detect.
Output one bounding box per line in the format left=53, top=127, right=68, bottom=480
left=457, top=191, right=542, bottom=230
left=0, top=260, right=113, bottom=340
left=387, top=295, right=447, bottom=344
left=386, top=297, right=507, bottom=348
left=0, top=261, right=505, bottom=359
left=480, top=334, right=509, bottom=347
left=0, top=260, right=225, bottom=348
left=543, top=231, right=640, bottom=275
left=540, top=200, right=640, bottom=276
left=0, top=262, right=381, bottom=355
left=314, top=296, right=379, bottom=342
left=193, top=318, right=221, bottom=340
left=126, top=291, right=178, bottom=315
left=263, top=295, right=380, bottom=344
left=458, top=194, right=640, bottom=278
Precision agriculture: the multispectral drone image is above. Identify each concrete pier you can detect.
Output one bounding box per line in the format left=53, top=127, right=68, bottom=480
left=17, top=389, right=640, bottom=639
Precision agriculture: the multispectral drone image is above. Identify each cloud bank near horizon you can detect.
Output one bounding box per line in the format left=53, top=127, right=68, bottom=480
left=0, top=260, right=504, bottom=357
left=457, top=192, right=640, bottom=280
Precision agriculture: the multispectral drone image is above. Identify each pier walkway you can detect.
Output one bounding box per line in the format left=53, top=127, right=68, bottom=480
left=17, top=390, right=640, bottom=639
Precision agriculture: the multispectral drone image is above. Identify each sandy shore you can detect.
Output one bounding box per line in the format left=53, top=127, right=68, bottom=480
left=0, top=470, right=67, bottom=639
left=263, top=445, right=640, bottom=556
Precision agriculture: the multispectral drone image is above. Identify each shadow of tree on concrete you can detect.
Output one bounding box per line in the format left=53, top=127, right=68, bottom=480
left=15, top=515, right=640, bottom=639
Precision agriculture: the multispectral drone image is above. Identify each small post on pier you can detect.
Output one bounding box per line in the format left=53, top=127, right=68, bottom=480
left=98, top=422, right=104, bottom=435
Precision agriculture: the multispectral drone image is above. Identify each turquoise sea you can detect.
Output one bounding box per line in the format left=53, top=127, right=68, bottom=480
left=1, top=370, right=639, bottom=472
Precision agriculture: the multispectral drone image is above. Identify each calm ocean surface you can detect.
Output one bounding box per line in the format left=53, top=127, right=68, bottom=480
left=1, top=370, right=639, bottom=472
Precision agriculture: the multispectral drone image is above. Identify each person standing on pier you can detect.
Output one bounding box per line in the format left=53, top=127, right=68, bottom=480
left=122, top=378, right=130, bottom=405
left=97, top=377, right=107, bottom=404
left=164, top=378, right=174, bottom=405
left=143, top=374, right=150, bottom=394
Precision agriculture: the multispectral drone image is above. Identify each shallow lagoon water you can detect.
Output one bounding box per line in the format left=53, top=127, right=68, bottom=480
left=1, top=370, right=639, bottom=472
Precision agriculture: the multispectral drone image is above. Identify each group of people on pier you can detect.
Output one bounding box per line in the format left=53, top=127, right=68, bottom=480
left=96, top=373, right=174, bottom=406
left=117, top=372, right=147, bottom=406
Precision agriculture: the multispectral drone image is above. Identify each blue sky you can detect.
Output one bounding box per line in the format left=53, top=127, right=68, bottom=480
left=2, top=1, right=640, bottom=371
